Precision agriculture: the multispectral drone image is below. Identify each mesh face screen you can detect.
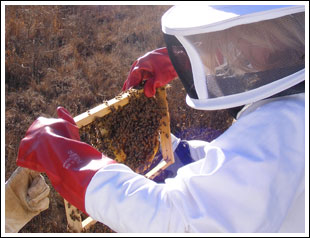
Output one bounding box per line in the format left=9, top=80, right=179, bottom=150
left=165, top=33, right=304, bottom=101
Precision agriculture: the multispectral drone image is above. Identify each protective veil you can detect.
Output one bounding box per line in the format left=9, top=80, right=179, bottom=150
left=162, top=5, right=305, bottom=110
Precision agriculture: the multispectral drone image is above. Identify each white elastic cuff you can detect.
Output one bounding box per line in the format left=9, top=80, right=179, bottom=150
left=170, top=133, right=181, bottom=152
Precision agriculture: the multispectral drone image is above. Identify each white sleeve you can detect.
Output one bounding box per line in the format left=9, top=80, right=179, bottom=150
left=85, top=93, right=305, bottom=233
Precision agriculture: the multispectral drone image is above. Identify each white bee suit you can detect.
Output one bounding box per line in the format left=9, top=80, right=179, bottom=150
left=84, top=93, right=305, bottom=233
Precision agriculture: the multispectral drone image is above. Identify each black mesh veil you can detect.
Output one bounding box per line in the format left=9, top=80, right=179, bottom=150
left=164, top=33, right=198, bottom=99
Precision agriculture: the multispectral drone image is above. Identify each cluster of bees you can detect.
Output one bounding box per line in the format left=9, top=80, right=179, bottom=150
left=79, top=89, right=165, bottom=172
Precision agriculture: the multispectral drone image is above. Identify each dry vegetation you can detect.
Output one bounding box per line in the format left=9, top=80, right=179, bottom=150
left=5, top=5, right=233, bottom=233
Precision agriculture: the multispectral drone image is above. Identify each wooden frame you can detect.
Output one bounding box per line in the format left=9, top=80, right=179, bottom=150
left=65, top=87, right=174, bottom=232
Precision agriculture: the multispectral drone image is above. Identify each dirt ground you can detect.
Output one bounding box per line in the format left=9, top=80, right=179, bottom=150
left=5, top=5, right=233, bottom=233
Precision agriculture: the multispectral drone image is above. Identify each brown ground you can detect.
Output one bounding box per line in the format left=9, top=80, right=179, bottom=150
left=5, top=5, right=233, bottom=233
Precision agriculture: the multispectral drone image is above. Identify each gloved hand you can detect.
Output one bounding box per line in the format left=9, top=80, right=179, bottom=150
left=122, top=47, right=178, bottom=97
left=5, top=167, right=50, bottom=233
left=16, top=107, right=116, bottom=215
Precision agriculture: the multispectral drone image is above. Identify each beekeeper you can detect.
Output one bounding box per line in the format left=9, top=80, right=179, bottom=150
left=16, top=5, right=305, bottom=233
left=5, top=167, right=50, bottom=233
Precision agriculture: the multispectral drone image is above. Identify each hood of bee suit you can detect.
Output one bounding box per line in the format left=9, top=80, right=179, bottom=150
left=162, top=5, right=305, bottom=110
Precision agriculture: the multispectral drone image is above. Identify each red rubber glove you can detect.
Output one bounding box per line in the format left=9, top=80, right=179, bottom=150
left=16, top=107, right=116, bottom=215
left=122, top=47, right=178, bottom=97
